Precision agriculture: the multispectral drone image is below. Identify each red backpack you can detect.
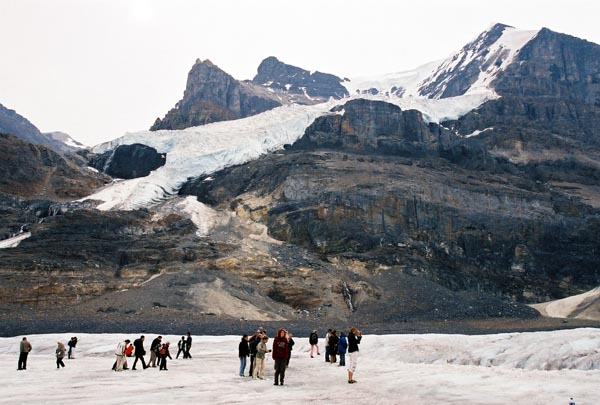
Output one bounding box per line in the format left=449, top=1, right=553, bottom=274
left=125, top=345, right=134, bottom=356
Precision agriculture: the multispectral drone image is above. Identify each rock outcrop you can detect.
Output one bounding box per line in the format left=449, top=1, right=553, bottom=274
left=445, top=27, right=600, bottom=162
left=89, top=143, right=166, bottom=179
left=0, top=102, right=81, bottom=151
left=150, top=57, right=349, bottom=131
left=252, top=56, right=349, bottom=99
left=0, top=133, right=108, bottom=200
left=181, top=99, right=600, bottom=306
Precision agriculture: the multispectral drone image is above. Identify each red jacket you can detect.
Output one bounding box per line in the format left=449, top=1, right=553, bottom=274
left=272, top=329, right=289, bottom=360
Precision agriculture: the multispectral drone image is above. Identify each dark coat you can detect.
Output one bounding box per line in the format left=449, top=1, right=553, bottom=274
left=239, top=339, right=250, bottom=357
left=348, top=332, right=362, bottom=353
left=133, top=338, right=146, bottom=356
left=249, top=337, right=260, bottom=355
left=309, top=332, right=318, bottom=345
left=151, top=338, right=161, bottom=353
left=272, top=329, right=290, bottom=360
left=329, top=334, right=339, bottom=354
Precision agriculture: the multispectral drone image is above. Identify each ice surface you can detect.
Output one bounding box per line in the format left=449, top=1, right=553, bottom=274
left=86, top=101, right=340, bottom=210
left=1, top=329, right=598, bottom=404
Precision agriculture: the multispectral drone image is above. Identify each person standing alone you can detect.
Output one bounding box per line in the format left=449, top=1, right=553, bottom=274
left=17, top=337, right=32, bottom=370
left=309, top=329, right=320, bottom=358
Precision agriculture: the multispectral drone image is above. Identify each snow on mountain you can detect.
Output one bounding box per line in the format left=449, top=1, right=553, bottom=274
left=342, top=23, right=539, bottom=121
left=87, top=100, right=341, bottom=210
left=85, top=24, right=542, bottom=212
left=43, top=131, right=87, bottom=150
left=0, top=329, right=598, bottom=404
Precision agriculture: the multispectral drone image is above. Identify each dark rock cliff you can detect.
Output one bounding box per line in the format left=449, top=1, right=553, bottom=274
left=150, top=57, right=349, bottom=131
left=253, top=56, right=349, bottom=99
left=0, top=103, right=79, bottom=151
left=89, top=143, right=166, bottom=179
left=446, top=28, right=600, bottom=160
left=150, top=59, right=282, bottom=130
left=0, top=133, right=108, bottom=200
left=181, top=99, right=600, bottom=306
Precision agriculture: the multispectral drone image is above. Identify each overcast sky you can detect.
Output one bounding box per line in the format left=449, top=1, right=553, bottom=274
left=1, top=0, right=600, bottom=146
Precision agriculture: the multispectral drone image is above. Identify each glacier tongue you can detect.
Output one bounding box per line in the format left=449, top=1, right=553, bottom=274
left=86, top=100, right=341, bottom=210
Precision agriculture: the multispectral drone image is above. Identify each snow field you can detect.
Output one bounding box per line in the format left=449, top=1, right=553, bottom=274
left=1, top=329, right=598, bottom=404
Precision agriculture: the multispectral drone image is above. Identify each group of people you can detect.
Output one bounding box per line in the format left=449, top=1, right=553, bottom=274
left=238, top=327, right=295, bottom=385
left=308, top=326, right=362, bottom=383
left=16, top=326, right=362, bottom=384
left=238, top=326, right=362, bottom=385
left=17, top=336, right=77, bottom=371
left=15, top=332, right=194, bottom=372
left=113, top=332, right=193, bottom=372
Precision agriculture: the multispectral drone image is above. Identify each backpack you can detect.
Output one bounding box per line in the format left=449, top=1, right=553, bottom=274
left=159, top=345, right=167, bottom=356
left=125, top=345, right=134, bottom=356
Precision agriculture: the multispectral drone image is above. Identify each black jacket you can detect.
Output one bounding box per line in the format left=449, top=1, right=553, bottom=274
left=348, top=333, right=362, bottom=353
left=329, top=334, right=339, bottom=352
left=309, top=332, right=318, bottom=345
left=151, top=338, right=161, bottom=353
left=249, top=337, right=260, bottom=355
left=239, top=339, right=250, bottom=357
left=133, top=338, right=146, bottom=356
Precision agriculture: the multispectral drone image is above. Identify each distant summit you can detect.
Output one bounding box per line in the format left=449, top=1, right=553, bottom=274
left=150, top=57, right=348, bottom=131
left=0, top=102, right=86, bottom=152
left=252, top=56, right=348, bottom=99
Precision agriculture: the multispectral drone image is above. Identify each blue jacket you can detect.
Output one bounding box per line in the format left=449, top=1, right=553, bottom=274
left=337, top=335, right=348, bottom=354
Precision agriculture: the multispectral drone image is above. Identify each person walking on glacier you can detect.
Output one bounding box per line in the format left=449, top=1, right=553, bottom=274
left=56, top=341, right=66, bottom=369
left=131, top=335, right=148, bottom=370
left=114, top=339, right=130, bottom=372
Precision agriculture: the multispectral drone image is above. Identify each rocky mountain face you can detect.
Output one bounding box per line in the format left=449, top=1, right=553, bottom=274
left=43, top=131, right=86, bottom=152
left=446, top=28, right=600, bottom=162
left=0, top=102, right=82, bottom=152
left=88, top=143, right=166, bottom=179
left=252, top=56, right=348, bottom=99
left=181, top=99, right=600, bottom=308
left=150, top=57, right=348, bottom=131
left=5, top=24, right=600, bottom=332
left=0, top=133, right=108, bottom=201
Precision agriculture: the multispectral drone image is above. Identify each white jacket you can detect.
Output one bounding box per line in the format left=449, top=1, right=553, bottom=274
left=115, top=341, right=127, bottom=356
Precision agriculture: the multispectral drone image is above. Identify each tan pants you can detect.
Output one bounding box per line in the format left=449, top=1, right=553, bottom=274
left=252, top=357, right=265, bottom=379
left=115, top=355, right=126, bottom=371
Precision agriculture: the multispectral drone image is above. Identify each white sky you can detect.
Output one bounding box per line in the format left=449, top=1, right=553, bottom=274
left=1, top=0, right=600, bottom=146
